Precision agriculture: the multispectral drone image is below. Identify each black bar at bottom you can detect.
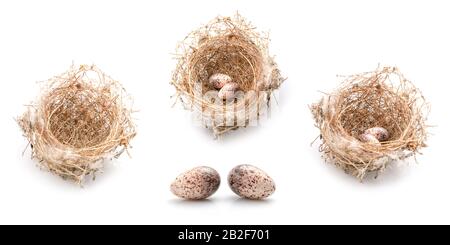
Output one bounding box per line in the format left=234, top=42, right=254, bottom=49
left=0, top=225, right=447, bottom=243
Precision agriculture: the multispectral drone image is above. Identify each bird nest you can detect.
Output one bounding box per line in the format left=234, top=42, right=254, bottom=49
left=18, top=64, right=136, bottom=184
left=311, top=66, right=429, bottom=180
left=171, top=14, right=284, bottom=136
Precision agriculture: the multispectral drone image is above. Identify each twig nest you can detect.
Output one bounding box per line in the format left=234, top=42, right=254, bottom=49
left=170, top=166, right=221, bottom=200
left=311, top=66, right=429, bottom=180
left=18, top=64, right=136, bottom=184
left=171, top=13, right=284, bottom=136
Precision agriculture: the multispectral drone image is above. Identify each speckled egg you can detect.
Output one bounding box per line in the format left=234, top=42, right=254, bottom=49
left=359, top=133, right=381, bottom=146
left=170, top=166, right=220, bottom=200
left=218, top=82, right=240, bottom=100
left=209, top=73, right=232, bottom=89
left=228, top=164, right=275, bottom=200
left=364, top=127, right=390, bottom=142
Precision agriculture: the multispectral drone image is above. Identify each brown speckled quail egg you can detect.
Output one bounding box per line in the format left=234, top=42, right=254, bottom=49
left=218, top=82, right=239, bottom=100
left=170, top=166, right=220, bottom=200
left=209, top=73, right=232, bottom=89
left=359, top=133, right=381, bottom=146
left=228, top=164, right=275, bottom=200
left=364, top=127, right=390, bottom=141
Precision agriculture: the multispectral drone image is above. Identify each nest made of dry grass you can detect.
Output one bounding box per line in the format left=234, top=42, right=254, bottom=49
left=171, top=13, right=284, bottom=136
left=311, top=66, right=429, bottom=180
left=18, top=64, right=136, bottom=184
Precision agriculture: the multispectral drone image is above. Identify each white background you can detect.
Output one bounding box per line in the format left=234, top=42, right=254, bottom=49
left=0, top=0, right=449, bottom=225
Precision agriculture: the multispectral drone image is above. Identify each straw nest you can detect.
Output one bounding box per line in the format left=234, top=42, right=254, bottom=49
left=18, top=64, right=136, bottom=184
left=171, top=14, right=284, bottom=136
left=311, top=66, right=429, bottom=180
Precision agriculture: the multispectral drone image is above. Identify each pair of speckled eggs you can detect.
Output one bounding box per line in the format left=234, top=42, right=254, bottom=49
left=170, top=165, right=275, bottom=200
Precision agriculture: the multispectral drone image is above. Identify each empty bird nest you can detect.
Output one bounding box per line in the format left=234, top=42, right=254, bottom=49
left=311, top=66, right=429, bottom=180
left=171, top=13, right=284, bottom=136
left=18, top=64, right=136, bottom=184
